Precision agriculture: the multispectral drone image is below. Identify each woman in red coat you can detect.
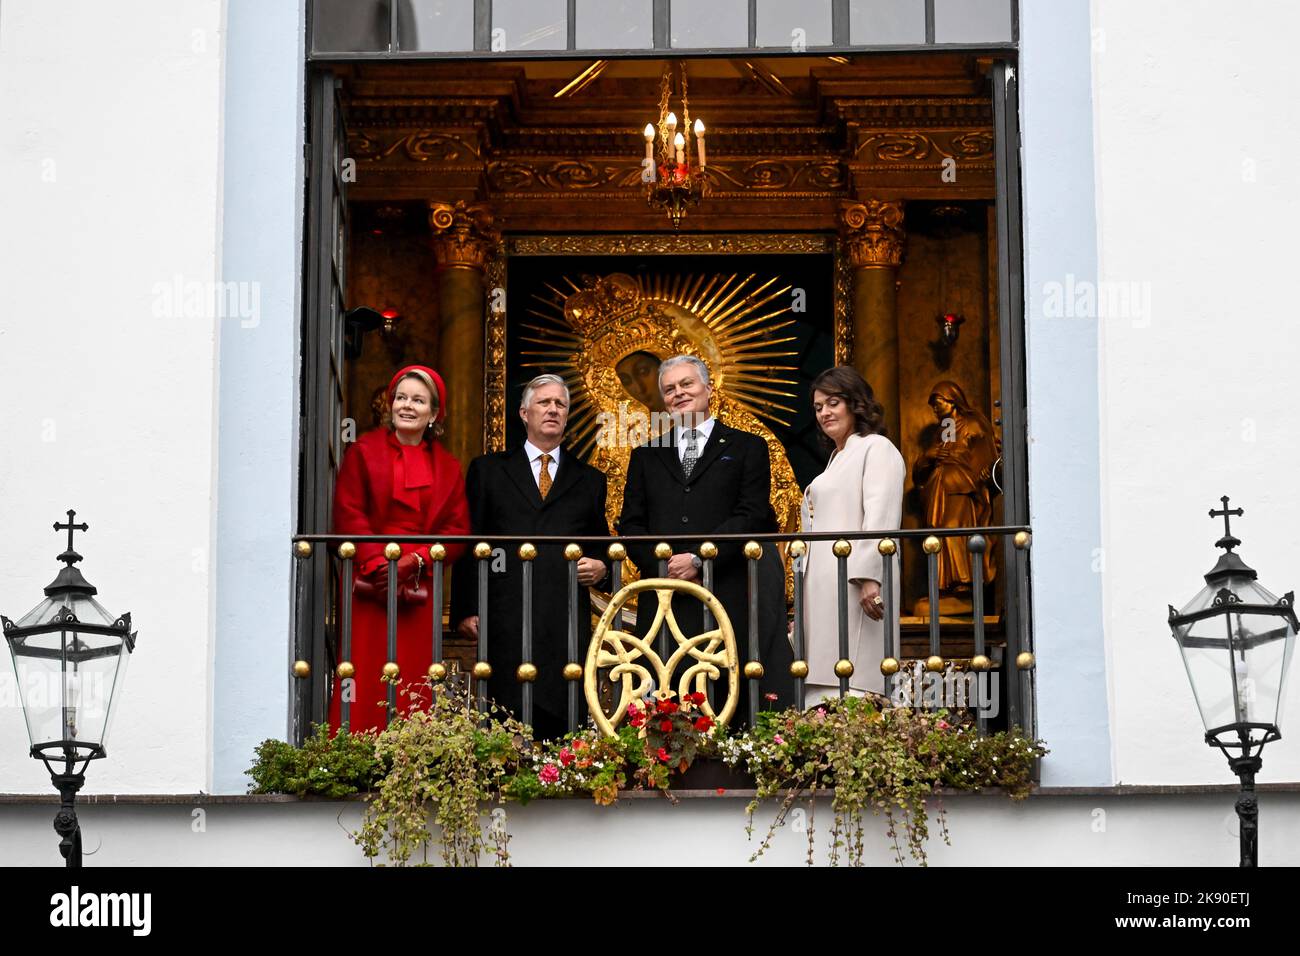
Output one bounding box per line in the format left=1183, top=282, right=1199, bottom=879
left=328, top=365, right=470, bottom=731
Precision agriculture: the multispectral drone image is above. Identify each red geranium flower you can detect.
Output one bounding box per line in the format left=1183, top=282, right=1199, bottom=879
left=656, top=747, right=671, bottom=763
left=688, top=692, right=706, bottom=705
left=694, top=715, right=714, bottom=732
left=659, top=719, right=673, bottom=732
left=656, top=699, right=679, bottom=714
left=559, top=747, right=574, bottom=766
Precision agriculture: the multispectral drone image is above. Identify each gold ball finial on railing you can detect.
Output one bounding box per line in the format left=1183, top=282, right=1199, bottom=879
left=474, top=541, right=493, bottom=560
left=743, top=541, right=762, bottom=560
left=294, top=541, right=313, bottom=558
left=337, top=541, right=356, bottom=560
left=607, top=542, right=627, bottom=562
left=699, top=541, right=718, bottom=560
left=516, top=663, right=538, bottom=683
left=382, top=662, right=400, bottom=680
left=1016, top=651, right=1036, bottom=670
left=790, top=660, right=809, bottom=679
left=428, top=662, right=447, bottom=681
left=970, top=654, right=992, bottom=672
left=832, top=539, right=852, bottom=558
left=384, top=542, right=402, bottom=561
left=877, top=537, right=897, bottom=556
left=788, top=540, right=806, bottom=558
left=292, top=660, right=311, bottom=678
left=922, top=535, right=941, bottom=555
left=429, top=543, right=447, bottom=563
left=518, top=543, right=537, bottom=561
left=1014, top=531, right=1032, bottom=550
left=654, top=542, right=672, bottom=560
left=562, top=662, right=583, bottom=681
left=473, top=661, right=493, bottom=680
left=834, top=659, right=854, bottom=678
left=925, top=655, right=945, bottom=673
left=880, top=657, right=900, bottom=676
left=336, top=661, right=355, bottom=680
left=743, top=661, right=765, bottom=680
left=564, top=543, right=583, bottom=561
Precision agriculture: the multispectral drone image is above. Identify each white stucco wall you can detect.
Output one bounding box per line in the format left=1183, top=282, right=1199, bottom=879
left=2, top=791, right=1297, bottom=867
left=1090, top=0, right=1300, bottom=783
left=0, top=0, right=226, bottom=793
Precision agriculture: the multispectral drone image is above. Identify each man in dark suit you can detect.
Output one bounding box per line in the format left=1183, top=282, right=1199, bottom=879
left=617, top=355, right=794, bottom=728
left=451, top=374, right=610, bottom=741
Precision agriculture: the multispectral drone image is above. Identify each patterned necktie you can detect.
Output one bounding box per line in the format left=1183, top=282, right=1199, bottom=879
left=681, top=429, right=699, bottom=479
left=538, top=453, right=553, bottom=499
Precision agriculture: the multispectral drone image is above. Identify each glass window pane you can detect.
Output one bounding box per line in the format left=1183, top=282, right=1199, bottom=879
left=671, top=0, right=748, bottom=48
left=849, top=0, right=925, bottom=45
left=313, top=0, right=390, bottom=53
left=934, top=0, right=1013, bottom=43
left=756, top=0, right=831, bottom=48
left=576, top=0, right=653, bottom=49
left=398, top=0, right=475, bottom=52
left=493, top=0, right=567, bottom=50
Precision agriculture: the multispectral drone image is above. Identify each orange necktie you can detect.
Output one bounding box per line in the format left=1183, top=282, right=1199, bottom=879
left=538, top=453, right=553, bottom=499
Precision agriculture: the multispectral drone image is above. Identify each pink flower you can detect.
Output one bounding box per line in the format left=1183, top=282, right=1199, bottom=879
left=559, top=747, right=574, bottom=767
left=539, top=763, right=560, bottom=785
left=816, top=708, right=826, bottom=718
left=937, top=720, right=951, bottom=731
left=773, top=734, right=785, bottom=745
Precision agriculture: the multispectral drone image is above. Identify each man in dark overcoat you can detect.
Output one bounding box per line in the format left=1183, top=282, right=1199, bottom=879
left=452, top=374, right=609, bottom=740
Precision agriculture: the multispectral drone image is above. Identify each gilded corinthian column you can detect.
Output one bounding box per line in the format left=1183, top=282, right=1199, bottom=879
left=429, top=200, right=499, bottom=473
left=838, top=200, right=906, bottom=443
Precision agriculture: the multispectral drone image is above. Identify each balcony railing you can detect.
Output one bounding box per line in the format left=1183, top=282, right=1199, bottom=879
left=289, top=526, right=1034, bottom=740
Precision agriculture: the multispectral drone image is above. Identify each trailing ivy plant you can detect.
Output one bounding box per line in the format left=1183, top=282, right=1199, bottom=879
left=718, top=696, right=1046, bottom=867
left=352, top=682, right=531, bottom=867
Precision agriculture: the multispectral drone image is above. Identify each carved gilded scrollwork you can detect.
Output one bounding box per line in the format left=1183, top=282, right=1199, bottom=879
left=855, top=131, right=994, bottom=164
left=484, top=249, right=507, bottom=454
left=506, top=233, right=835, bottom=258
left=838, top=199, right=906, bottom=269
left=428, top=200, right=499, bottom=272
left=834, top=243, right=853, bottom=367
left=585, top=578, right=739, bottom=735
left=352, top=131, right=483, bottom=164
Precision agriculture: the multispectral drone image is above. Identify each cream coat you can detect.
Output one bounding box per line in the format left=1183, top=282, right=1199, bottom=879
left=799, top=432, right=906, bottom=691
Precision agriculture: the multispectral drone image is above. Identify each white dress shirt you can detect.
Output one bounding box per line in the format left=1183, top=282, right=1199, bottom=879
left=674, top=416, right=715, bottom=463
left=524, top=440, right=562, bottom=489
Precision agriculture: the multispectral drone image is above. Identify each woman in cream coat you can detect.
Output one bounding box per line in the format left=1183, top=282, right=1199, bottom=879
left=800, top=366, right=906, bottom=705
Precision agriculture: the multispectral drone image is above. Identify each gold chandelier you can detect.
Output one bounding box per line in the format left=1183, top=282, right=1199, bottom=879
left=642, top=61, right=707, bottom=229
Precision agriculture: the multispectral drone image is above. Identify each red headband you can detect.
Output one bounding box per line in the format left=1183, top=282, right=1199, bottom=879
left=388, top=365, right=447, bottom=422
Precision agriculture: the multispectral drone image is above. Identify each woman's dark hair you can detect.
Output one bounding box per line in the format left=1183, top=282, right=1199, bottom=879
left=809, top=365, right=887, bottom=446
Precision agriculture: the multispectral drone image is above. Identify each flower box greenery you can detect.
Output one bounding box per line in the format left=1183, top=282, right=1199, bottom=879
left=247, top=681, right=1045, bottom=867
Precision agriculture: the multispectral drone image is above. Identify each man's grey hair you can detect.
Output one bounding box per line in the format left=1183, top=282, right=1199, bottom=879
left=657, top=354, right=710, bottom=391
left=520, top=373, right=570, bottom=410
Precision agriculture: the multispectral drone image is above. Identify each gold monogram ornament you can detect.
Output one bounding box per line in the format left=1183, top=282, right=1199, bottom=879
left=585, top=578, right=739, bottom=736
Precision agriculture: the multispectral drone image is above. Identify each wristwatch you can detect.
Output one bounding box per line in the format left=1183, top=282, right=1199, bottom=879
left=691, top=554, right=703, bottom=570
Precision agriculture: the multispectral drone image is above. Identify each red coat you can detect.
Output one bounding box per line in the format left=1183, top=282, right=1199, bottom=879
left=328, top=428, right=469, bottom=731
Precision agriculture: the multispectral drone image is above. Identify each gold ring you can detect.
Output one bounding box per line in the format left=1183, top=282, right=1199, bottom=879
left=871, top=596, right=883, bottom=606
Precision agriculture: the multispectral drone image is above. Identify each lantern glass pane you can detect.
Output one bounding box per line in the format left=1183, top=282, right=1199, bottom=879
left=1173, top=577, right=1296, bottom=733
left=6, top=624, right=132, bottom=754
